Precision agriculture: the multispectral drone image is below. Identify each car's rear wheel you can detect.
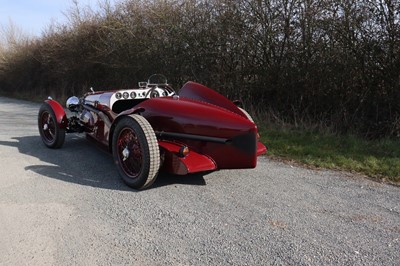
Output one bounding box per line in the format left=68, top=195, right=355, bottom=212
left=38, top=103, right=65, bottom=148
left=112, top=115, right=160, bottom=190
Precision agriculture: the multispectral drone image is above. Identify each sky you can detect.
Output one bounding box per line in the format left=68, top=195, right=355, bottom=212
left=0, top=0, right=118, bottom=37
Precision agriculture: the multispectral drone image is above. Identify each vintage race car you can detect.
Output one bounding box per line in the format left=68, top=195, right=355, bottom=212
left=38, top=75, right=267, bottom=189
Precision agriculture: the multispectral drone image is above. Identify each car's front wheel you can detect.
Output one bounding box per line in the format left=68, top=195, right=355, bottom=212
left=112, top=115, right=160, bottom=190
left=38, top=103, right=66, bottom=148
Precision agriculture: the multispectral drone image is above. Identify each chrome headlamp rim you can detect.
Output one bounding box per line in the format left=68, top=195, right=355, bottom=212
left=66, top=96, right=80, bottom=111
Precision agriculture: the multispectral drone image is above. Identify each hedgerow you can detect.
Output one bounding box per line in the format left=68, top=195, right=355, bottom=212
left=0, top=0, right=399, bottom=138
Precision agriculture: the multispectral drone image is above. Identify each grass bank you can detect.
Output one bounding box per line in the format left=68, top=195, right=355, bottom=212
left=259, top=126, right=400, bottom=183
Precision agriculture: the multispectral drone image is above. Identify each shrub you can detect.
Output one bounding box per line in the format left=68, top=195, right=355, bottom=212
left=0, top=0, right=399, bottom=138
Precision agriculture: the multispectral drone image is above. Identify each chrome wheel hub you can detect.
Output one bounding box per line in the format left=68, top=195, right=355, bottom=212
left=122, top=146, right=130, bottom=161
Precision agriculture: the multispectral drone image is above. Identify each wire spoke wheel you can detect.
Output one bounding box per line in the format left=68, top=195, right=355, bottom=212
left=38, top=103, right=65, bottom=148
left=112, top=115, right=160, bottom=190
left=40, top=111, right=56, bottom=143
left=117, top=127, right=143, bottom=178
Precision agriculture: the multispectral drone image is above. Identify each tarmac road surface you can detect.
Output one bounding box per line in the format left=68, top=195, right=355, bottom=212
left=0, top=96, right=399, bottom=265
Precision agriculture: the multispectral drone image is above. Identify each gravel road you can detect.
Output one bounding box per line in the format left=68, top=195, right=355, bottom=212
left=0, top=96, right=399, bottom=265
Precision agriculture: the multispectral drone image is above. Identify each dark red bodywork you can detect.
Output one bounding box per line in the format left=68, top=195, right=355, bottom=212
left=47, top=81, right=267, bottom=175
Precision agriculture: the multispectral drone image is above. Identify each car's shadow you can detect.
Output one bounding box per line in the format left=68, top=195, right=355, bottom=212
left=0, top=135, right=206, bottom=191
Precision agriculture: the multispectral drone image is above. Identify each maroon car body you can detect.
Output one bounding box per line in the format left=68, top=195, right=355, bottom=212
left=38, top=75, right=267, bottom=189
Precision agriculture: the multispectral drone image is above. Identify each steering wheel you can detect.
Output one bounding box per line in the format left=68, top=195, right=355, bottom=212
left=146, top=86, right=169, bottom=98
left=144, top=74, right=176, bottom=98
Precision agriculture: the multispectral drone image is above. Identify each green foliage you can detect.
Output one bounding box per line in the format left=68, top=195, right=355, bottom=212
left=0, top=0, right=399, bottom=137
left=260, top=126, right=400, bottom=182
